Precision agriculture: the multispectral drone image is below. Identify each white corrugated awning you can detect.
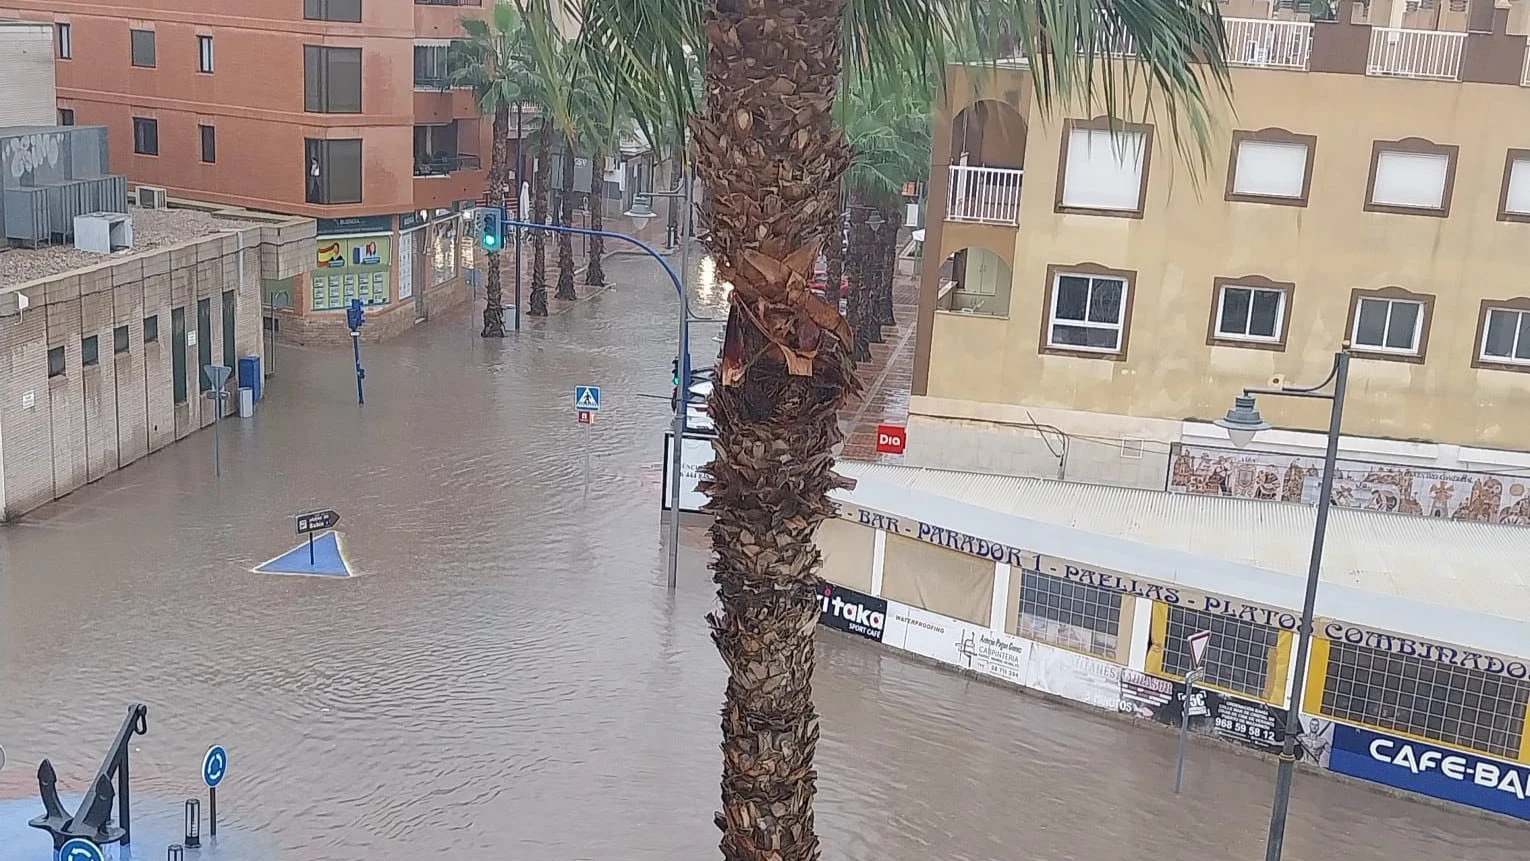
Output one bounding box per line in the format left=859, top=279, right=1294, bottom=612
left=833, top=462, right=1530, bottom=660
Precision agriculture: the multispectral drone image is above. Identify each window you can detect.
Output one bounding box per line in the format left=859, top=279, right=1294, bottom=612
left=303, top=46, right=362, bottom=114
left=1163, top=606, right=1282, bottom=700
left=305, top=138, right=363, bottom=204
left=304, top=0, right=363, bottom=21
left=1017, top=571, right=1123, bottom=659
left=82, top=335, right=100, bottom=366
left=143, top=314, right=159, bottom=343
left=48, top=346, right=65, bottom=378
left=1209, top=278, right=1293, bottom=350
left=58, top=108, right=74, bottom=126
left=1366, top=139, right=1457, bottom=217
left=1042, top=266, right=1133, bottom=358
left=171, top=307, right=187, bottom=403
left=1348, top=288, right=1433, bottom=360
left=197, top=298, right=213, bottom=392
left=1474, top=300, right=1530, bottom=370
left=222, top=290, right=237, bottom=371
left=198, top=34, right=214, bottom=73
left=56, top=22, right=71, bottom=59
left=130, top=28, right=156, bottom=67
left=1320, top=640, right=1530, bottom=760
left=1497, top=150, right=1530, bottom=223
left=414, top=42, right=451, bottom=88
left=1226, top=129, right=1315, bottom=205
left=1056, top=118, right=1151, bottom=216
left=938, top=247, right=1012, bottom=316
left=200, top=125, right=217, bottom=163
left=114, top=325, right=130, bottom=354
left=132, top=117, right=158, bottom=156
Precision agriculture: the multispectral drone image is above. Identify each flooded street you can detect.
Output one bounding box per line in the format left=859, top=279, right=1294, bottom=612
left=0, top=254, right=1523, bottom=860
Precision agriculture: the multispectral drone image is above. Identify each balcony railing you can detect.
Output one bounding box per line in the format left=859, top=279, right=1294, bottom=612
left=947, top=165, right=1023, bottom=226
left=414, top=154, right=482, bottom=177
left=1223, top=19, right=1314, bottom=70
left=416, top=0, right=481, bottom=6
left=1367, top=27, right=1466, bottom=80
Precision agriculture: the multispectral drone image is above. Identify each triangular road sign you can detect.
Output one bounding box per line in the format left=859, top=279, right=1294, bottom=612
left=253, top=531, right=354, bottom=578
left=1187, top=629, right=1213, bottom=668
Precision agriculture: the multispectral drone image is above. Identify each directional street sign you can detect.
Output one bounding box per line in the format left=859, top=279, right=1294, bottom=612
left=1187, top=629, right=1213, bottom=668
left=203, top=744, right=228, bottom=788
left=295, top=509, right=340, bottom=534
left=574, top=385, right=601, bottom=412
left=59, top=838, right=105, bottom=861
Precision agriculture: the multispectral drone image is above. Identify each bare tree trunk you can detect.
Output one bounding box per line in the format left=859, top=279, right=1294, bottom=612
left=481, top=104, right=509, bottom=338
left=586, top=152, right=607, bottom=286
left=556, top=138, right=578, bottom=300
left=530, top=129, right=551, bottom=317
left=692, top=1, right=853, bottom=860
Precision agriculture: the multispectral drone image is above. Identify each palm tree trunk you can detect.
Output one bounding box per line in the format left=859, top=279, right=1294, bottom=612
left=586, top=152, right=606, bottom=286
left=556, top=137, right=578, bottom=300
left=847, top=204, right=874, bottom=362
left=481, top=104, right=509, bottom=338
left=530, top=128, right=551, bottom=316
left=693, top=2, right=852, bottom=861
left=823, top=193, right=844, bottom=306
left=873, top=205, right=901, bottom=329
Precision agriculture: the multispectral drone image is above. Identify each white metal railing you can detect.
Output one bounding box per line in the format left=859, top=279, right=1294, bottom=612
left=1222, top=18, right=1314, bottom=70
left=1367, top=27, right=1466, bottom=80
left=947, top=165, right=1023, bottom=226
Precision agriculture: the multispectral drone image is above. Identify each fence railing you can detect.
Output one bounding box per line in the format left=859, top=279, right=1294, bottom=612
left=1223, top=19, right=1314, bottom=70
left=1367, top=27, right=1466, bottom=80
left=414, top=154, right=482, bottom=177
left=947, top=165, right=1023, bottom=226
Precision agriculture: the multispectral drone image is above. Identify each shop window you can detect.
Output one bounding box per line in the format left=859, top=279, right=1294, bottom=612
left=1017, top=571, right=1122, bottom=659
left=1162, top=606, right=1281, bottom=700
left=1321, top=641, right=1530, bottom=760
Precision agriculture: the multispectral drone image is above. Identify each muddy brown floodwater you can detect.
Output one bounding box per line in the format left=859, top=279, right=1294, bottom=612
left=0, top=254, right=1524, bottom=860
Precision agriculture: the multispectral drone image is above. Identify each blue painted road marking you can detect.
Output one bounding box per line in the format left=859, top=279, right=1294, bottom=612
left=253, top=531, right=353, bottom=578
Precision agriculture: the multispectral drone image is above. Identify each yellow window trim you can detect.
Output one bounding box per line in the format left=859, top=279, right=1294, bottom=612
left=1147, top=601, right=1290, bottom=706
left=1306, top=634, right=1528, bottom=763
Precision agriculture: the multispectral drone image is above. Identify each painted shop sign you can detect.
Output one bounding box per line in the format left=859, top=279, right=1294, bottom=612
left=848, top=506, right=1037, bottom=568
left=1034, top=556, right=1300, bottom=631
left=1322, top=622, right=1528, bottom=680
left=818, top=583, right=886, bottom=642
left=1329, top=724, right=1530, bottom=820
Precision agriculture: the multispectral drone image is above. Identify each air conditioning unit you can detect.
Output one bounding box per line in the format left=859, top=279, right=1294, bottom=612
left=136, top=185, right=168, bottom=209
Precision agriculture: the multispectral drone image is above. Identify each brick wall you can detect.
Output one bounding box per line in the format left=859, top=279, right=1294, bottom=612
left=0, top=213, right=315, bottom=520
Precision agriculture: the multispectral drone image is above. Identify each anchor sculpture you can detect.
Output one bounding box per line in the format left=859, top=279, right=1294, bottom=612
left=29, top=703, right=149, bottom=851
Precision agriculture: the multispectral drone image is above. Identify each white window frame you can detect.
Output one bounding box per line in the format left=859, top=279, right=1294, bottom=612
left=1369, top=148, right=1452, bottom=212
left=1502, top=156, right=1530, bottom=218
left=198, top=34, right=214, bottom=73
left=1351, top=296, right=1425, bottom=356
left=1479, top=306, right=1530, bottom=366
left=1060, top=125, right=1147, bottom=214
left=57, top=22, right=71, bottom=60
left=1046, top=271, right=1130, bottom=354
left=1230, top=138, right=1309, bottom=201
left=1214, top=283, right=1287, bottom=343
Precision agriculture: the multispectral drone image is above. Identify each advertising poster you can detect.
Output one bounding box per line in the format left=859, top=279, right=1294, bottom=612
left=1119, top=669, right=1175, bottom=720
left=1022, top=641, right=1123, bottom=710
left=964, top=628, right=1032, bottom=686
left=818, top=583, right=887, bottom=642
left=660, top=433, right=712, bottom=513
left=881, top=601, right=971, bottom=667
left=1329, top=724, right=1530, bottom=820
left=1295, top=715, right=1335, bottom=767
left=1119, top=672, right=1288, bottom=755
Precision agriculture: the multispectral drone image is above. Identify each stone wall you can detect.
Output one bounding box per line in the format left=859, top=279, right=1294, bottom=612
left=0, top=213, right=314, bottom=520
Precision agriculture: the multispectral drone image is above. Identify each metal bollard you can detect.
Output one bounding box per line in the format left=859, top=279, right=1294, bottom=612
left=168, top=845, right=185, bottom=861
left=184, top=798, right=201, bottom=848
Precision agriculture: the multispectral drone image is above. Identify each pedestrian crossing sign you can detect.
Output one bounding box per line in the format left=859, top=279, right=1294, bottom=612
left=574, top=385, right=601, bottom=412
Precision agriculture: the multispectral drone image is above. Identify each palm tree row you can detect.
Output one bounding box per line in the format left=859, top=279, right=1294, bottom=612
left=467, top=0, right=1229, bottom=856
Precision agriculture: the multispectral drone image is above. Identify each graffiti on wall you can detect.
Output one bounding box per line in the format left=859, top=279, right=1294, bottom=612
left=4, top=132, right=62, bottom=179
left=1166, top=444, right=1530, bottom=526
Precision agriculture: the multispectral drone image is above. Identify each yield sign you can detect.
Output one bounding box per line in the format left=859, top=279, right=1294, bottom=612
left=1187, top=629, right=1213, bottom=668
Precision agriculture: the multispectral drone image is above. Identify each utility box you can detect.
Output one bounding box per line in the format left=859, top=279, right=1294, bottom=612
left=238, top=355, right=262, bottom=401
left=73, top=211, right=132, bottom=253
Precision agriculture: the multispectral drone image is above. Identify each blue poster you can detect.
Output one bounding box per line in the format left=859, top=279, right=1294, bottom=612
left=1329, top=724, right=1530, bottom=820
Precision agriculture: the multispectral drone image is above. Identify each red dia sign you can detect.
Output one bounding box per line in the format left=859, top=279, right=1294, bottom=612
left=875, top=424, right=907, bottom=455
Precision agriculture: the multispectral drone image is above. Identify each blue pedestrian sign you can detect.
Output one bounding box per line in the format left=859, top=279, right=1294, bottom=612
left=58, top=838, right=105, bottom=861
left=203, top=744, right=229, bottom=788
left=574, top=385, right=601, bottom=412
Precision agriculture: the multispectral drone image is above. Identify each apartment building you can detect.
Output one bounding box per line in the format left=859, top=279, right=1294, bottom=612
left=5, top=0, right=521, bottom=341
left=912, top=0, right=1530, bottom=520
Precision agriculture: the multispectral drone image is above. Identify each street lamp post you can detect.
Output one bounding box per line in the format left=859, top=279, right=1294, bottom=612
left=1214, top=347, right=1351, bottom=861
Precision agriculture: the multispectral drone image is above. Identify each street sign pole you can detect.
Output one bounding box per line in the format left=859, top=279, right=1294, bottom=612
left=1175, top=630, right=1214, bottom=794
left=294, top=509, right=341, bottom=565
left=574, top=387, right=600, bottom=501
left=202, top=745, right=227, bottom=839
left=347, top=300, right=366, bottom=405
left=203, top=365, right=233, bottom=477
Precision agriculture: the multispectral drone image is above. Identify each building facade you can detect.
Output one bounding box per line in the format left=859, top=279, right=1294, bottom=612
left=3, top=0, right=538, bottom=341
left=0, top=20, right=56, bottom=127
left=912, top=0, right=1530, bottom=500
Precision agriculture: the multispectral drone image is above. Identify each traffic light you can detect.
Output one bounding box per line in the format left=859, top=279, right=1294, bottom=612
left=475, top=206, right=503, bottom=252
left=671, top=358, right=681, bottom=386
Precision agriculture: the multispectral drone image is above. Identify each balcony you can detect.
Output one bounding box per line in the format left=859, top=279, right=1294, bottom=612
left=947, top=165, right=1023, bottom=226
left=415, top=153, right=482, bottom=178
left=1223, top=19, right=1313, bottom=71
left=1367, top=27, right=1466, bottom=80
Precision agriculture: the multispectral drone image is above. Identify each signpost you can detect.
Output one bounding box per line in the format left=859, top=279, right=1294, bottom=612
left=203, top=364, right=233, bottom=477
left=58, top=838, right=105, bottom=861
left=875, top=424, right=908, bottom=455
left=203, top=744, right=227, bottom=838
left=575, top=386, right=600, bottom=498
left=295, top=508, right=341, bottom=565
left=1174, top=630, right=1214, bottom=794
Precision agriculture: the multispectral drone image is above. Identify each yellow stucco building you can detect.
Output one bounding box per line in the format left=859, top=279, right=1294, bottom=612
left=911, top=0, right=1530, bottom=504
